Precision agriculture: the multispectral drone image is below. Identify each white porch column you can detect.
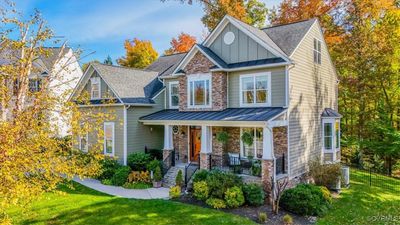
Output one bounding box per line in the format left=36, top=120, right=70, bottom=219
left=200, top=125, right=212, bottom=154
left=262, top=125, right=274, bottom=160
left=163, top=125, right=173, bottom=150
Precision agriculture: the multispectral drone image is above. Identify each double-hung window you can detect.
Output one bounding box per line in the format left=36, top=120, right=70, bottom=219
left=240, top=127, right=263, bottom=159
left=169, top=81, right=179, bottom=109
left=104, top=122, right=114, bottom=156
left=314, top=38, right=321, bottom=64
left=188, top=74, right=211, bottom=108
left=90, top=77, right=101, bottom=99
left=79, top=133, right=88, bottom=152
left=240, top=73, right=271, bottom=107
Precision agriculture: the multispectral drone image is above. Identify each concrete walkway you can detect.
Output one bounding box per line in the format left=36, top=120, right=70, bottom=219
left=73, top=177, right=170, bottom=200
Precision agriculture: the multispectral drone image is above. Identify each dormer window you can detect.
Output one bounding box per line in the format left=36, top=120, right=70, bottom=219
left=187, top=74, right=211, bottom=108
left=90, top=77, right=101, bottom=99
left=240, top=72, right=271, bottom=107
left=314, top=38, right=321, bottom=64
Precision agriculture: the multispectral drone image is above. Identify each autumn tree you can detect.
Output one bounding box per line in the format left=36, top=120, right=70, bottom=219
left=117, top=38, right=158, bottom=68
left=162, top=0, right=268, bottom=30
left=0, top=4, right=107, bottom=222
left=164, top=32, right=196, bottom=55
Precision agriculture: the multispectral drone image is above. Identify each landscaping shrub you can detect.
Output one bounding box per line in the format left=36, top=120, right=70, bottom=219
left=205, top=198, right=227, bottom=209
left=280, top=184, right=330, bottom=216
left=283, top=214, right=293, bottom=225
left=309, top=159, right=342, bottom=188
left=193, top=169, right=209, bottom=182
left=127, top=152, right=151, bottom=171
left=193, top=181, right=209, bottom=201
left=320, top=186, right=332, bottom=204
left=146, top=159, right=162, bottom=173
left=97, top=157, right=120, bottom=180
left=175, top=170, right=183, bottom=187
left=146, top=148, right=163, bottom=160
left=100, top=179, right=112, bottom=185
left=127, top=171, right=150, bottom=183
left=206, top=170, right=242, bottom=198
left=111, top=166, right=131, bottom=186
left=224, top=186, right=245, bottom=208
left=123, top=182, right=152, bottom=189
left=258, top=212, right=267, bottom=223
left=169, top=186, right=181, bottom=199
left=243, top=183, right=265, bottom=206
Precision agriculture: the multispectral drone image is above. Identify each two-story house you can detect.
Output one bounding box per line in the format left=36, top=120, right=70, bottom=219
left=71, top=15, right=341, bottom=191
left=140, top=15, right=341, bottom=188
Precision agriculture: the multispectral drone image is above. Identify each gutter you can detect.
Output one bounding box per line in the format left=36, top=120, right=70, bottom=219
left=210, top=61, right=293, bottom=72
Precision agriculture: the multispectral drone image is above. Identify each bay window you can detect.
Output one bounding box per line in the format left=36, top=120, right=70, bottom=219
left=322, top=118, right=340, bottom=160
left=104, top=122, right=114, bottom=156
left=240, top=73, right=271, bottom=107
left=169, top=81, right=179, bottom=108
left=240, top=127, right=263, bottom=159
left=188, top=74, right=211, bottom=108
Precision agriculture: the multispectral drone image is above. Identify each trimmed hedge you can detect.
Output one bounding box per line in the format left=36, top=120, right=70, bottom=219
left=242, top=184, right=265, bottom=206
left=280, top=184, right=331, bottom=216
left=97, top=157, right=120, bottom=180
left=111, top=166, right=131, bottom=186
left=206, top=170, right=242, bottom=199
left=224, top=186, right=245, bottom=208
left=127, top=152, right=151, bottom=171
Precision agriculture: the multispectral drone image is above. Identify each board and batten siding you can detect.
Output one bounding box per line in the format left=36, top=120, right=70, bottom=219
left=126, top=92, right=165, bottom=155
left=209, top=23, right=276, bottom=64
left=164, top=78, right=179, bottom=109
left=228, top=67, right=286, bottom=108
left=288, top=22, right=338, bottom=178
left=76, top=105, right=125, bottom=164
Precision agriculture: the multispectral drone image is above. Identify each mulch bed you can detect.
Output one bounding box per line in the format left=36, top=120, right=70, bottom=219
left=176, top=193, right=316, bottom=225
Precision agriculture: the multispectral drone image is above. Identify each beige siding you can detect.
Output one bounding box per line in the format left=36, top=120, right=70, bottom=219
left=228, top=66, right=286, bottom=108
left=210, top=23, right=276, bottom=64
left=126, top=93, right=165, bottom=155
left=164, top=78, right=178, bottom=109
left=288, top=22, right=338, bottom=177
left=76, top=105, right=125, bottom=164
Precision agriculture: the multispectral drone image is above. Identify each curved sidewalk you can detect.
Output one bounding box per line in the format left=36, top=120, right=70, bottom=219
left=73, top=177, right=170, bottom=199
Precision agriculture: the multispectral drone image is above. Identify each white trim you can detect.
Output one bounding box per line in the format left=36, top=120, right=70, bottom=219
left=210, top=62, right=292, bottom=72
left=77, top=103, right=155, bottom=108
left=123, top=106, right=128, bottom=165
left=90, top=77, right=101, bottom=100
left=143, top=120, right=266, bottom=127
left=269, top=120, right=288, bottom=127
left=239, top=72, right=271, bottom=107
left=69, top=65, right=95, bottom=101
left=313, top=38, right=322, bottom=64
left=103, top=122, right=115, bottom=156
left=151, top=87, right=165, bottom=100
left=322, top=118, right=340, bottom=162
left=187, top=73, right=212, bottom=109
left=168, top=81, right=179, bottom=109
left=187, top=126, right=191, bottom=163
left=284, top=66, right=289, bottom=107
left=240, top=127, right=264, bottom=159
left=287, top=110, right=291, bottom=177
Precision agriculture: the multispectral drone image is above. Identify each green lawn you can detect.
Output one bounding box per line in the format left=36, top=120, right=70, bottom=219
left=317, top=169, right=400, bottom=225
left=8, top=182, right=255, bottom=225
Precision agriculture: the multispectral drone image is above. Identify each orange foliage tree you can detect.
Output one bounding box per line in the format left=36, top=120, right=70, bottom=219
left=117, top=38, right=158, bottom=69
left=164, top=32, right=196, bottom=55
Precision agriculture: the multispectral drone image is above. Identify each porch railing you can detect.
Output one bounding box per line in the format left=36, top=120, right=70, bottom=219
left=184, top=153, right=200, bottom=188
left=209, top=154, right=262, bottom=177
left=162, top=150, right=175, bottom=175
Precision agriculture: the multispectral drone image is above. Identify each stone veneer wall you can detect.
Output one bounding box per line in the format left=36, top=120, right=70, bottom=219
left=173, top=125, right=189, bottom=163
left=179, top=51, right=227, bottom=111
left=273, top=126, right=288, bottom=172
left=210, top=127, right=241, bottom=167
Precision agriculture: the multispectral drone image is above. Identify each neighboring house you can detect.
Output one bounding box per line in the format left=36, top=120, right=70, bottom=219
left=72, top=15, right=340, bottom=190
left=0, top=47, right=82, bottom=137
left=139, top=15, right=341, bottom=188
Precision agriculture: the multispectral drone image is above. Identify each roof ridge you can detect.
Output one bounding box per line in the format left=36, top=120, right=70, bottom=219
left=261, top=18, right=317, bottom=30
left=92, top=62, right=157, bottom=73
left=160, top=52, right=188, bottom=57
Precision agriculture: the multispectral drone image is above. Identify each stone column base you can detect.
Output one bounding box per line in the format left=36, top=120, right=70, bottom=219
left=163, top=149, right=173, bottom=168
left=261, top=159, right=274, bottom=204
left=200, top=153, right=211, bottom=170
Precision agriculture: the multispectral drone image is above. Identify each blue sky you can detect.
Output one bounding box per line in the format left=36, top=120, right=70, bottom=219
left=15, top=0, right=282, bottom=64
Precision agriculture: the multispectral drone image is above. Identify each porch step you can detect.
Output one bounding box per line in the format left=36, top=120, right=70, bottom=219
left=163, top=166, right=185, bottom=188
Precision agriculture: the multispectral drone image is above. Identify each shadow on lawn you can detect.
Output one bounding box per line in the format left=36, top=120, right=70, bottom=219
left=22, top=198, right=250, bottom=225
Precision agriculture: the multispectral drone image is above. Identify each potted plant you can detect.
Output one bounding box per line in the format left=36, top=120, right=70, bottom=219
left=153, top=166, right=162, bottom=188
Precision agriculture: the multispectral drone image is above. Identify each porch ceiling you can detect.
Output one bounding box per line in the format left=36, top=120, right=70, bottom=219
left=139, top=107, right=286, bottom=125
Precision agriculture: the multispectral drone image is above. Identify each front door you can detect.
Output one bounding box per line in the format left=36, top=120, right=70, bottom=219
left=190, top=126, right=201, bottom=162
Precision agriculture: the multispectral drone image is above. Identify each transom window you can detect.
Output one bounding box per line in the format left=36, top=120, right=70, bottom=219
left=169, top=81, right=179, bottom=109
left=240, top=73, right=271, bottom=107
left=313, top=38, right=321, bottom=64
left=104, top=122, right=114, bottom=156
left=91, top=77, right=101, bottom=99
left=240, top=127, right=263, bottom=159
left=188, top=74, right=211, bottom=108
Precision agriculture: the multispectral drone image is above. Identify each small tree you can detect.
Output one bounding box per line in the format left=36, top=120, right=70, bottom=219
left=272, top=177, right=289, bottom=214
left=175, top=170, right=184, bottom=187
left=153, top=166, right=162, bottom=182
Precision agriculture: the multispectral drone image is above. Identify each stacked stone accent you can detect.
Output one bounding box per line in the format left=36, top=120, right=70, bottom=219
left=273, top=126, right=288, bottom=172
left=173, top=125, right=189, bottom=163
left=261, top=159, right=274, bottom=202
left=226, top=127, right=240, bottom=154
left=200, top=153, right=211, bottom=170
left=162, top=149, right=173, bottom=169
left=179, top=51, right=227, bottom=111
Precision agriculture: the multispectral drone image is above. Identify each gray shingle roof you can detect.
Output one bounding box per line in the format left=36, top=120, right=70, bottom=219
left=140, top=107, right=285, bottom=122
left=91, top=63, right=159, bottom=100
left=321, top=108, right=342, bottom=118
left=146, top=53, right=186, bottom=77
left=262, top=19, right=317, bottom=56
